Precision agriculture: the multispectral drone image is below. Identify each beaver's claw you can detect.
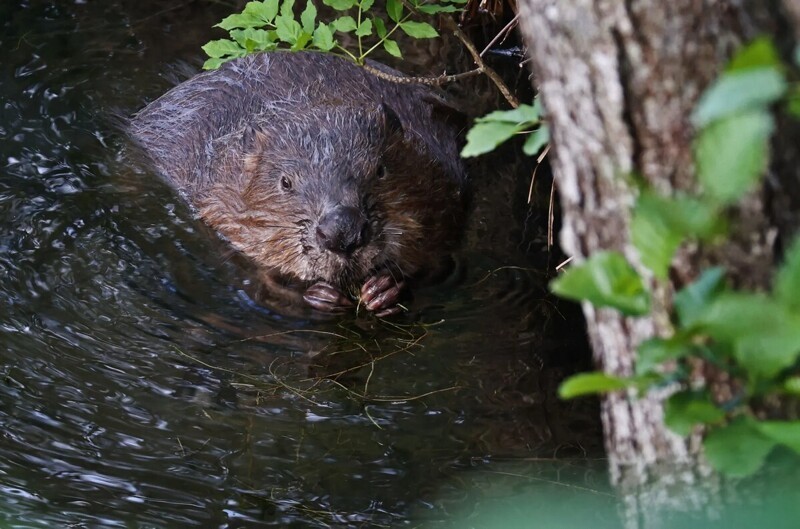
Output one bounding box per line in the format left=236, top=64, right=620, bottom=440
left=361, top=274, right=405, bottom=317
left=304, top=282, right=354, bottom=312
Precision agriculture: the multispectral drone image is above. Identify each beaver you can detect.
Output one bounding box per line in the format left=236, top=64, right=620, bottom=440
left=129, top=51, right=466, bottom=316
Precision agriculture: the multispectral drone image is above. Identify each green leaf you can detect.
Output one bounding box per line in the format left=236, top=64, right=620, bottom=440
left=382, top=38, right=402, bottom=58
left=244, top=0, right=280, bottom=24
left=323, top=0, right=356, bottom=9
left=636, top=337, right=693, bottom=375
left=360, top=0, right=375, bottom=10
left=386, top=0, right=403, bottom=22
left=727, top=37, right=782, bottom=72
left=631, top=192, right=722, bottom=279
left=653, top=193, right=721, bottom=237
left=202, top=39, right=244, bottom=58
left=399, top=21, right=439, bottom=38
left=216, top=12, right=263, bottom=30
left=703, top=417, right=775, bottom=476
left=774, top=237, right=800, bottom=313
left=694, top=293, right=800, bottom=379
left=292, top=31, right=313, bottom=50
left=355, top=18, right=373, bottom=37
left=300, top=1, right=317, bottom=33
left=550, top=251, right=651, bottom=316
left=691, top=68, right=786, bottom=128
left=664, top=391, right=726, bottom=436
left=478, top=102, right=541, bottom=125
left=784, top=377, right=800, bottom=395
left=674, top=267, right=726, bottom=328
left=787, top=93, right=800, bottom=118
left=373, top=16, right=387, bottom=38
left=558, top=372, right=631, bottom=399
left=312, top=23, right=335, bottom=51
left=280, top=0, right=295, bottom=17
left=758, top=421, right=800, bottom=455
left=230, top=29, right=250, bottom=49
left=461, top=121, right=523, bottom=157
left=275, top=15, right=303, bottom=44
left=231, top=28, right=274, bottom=51
left=631, top=205, right=683, bottom=281
left=523, top=126, right=549, bottom=156
left=332, top=16, right=357, bottom=33
left=417, top=4, right=460, bottom=13
left=695, top=109, right=773, bottom=206
left=202, top=57, right=227, bottom=70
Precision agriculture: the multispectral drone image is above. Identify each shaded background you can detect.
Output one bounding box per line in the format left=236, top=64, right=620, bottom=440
left=0, top=1, right=603, bottom=527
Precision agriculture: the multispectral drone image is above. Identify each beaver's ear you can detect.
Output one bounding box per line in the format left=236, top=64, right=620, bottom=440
left=422, top=93, right=468, bottom=131
left=380, top=102, right=404, bottom=138
left=242, top=125, right=271, bottom=178
left=242, top=124, right=269, bottom=153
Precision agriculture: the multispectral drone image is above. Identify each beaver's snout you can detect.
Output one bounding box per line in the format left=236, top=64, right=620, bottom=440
left=315, top=206, right=369, bottom=256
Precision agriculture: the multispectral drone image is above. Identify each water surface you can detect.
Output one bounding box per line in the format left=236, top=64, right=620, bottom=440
left=0, top=2, right=601, bottom=527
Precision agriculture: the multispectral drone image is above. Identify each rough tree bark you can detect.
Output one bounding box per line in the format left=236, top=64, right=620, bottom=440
left=514, top=0, right=800, bottom=524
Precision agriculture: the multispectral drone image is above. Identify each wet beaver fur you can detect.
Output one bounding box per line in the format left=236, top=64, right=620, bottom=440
left=130, top=51, right=466, bottom=316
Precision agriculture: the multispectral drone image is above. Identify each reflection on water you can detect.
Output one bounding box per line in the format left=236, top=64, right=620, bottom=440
left=0, top=1, right=602, bottom=527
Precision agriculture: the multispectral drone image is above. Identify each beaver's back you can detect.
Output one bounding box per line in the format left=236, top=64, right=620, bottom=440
left=129, top=51, right=465, bottom=195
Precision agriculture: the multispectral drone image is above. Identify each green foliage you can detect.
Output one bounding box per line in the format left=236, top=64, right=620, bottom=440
left=553, top=37, right=800, bottom=477
left=694, top=293, right=800, bottom=380
left=673, top=267, right=726, bottom=327
left=700, top=417, right=800, bottom=476
left=461, top=101, right=548, bottom=157
left=691, top=69, right=786, bottom=127
left=784, top=376, right=800, bottom=395
left=635, top=337, right=693, bottom=376
left=727, top=36, right=783, bottom=71
left=757, top=421, right=800, bottom=454
left=631, top=192, right=722, bottom=279
left=774, top=237, right=800, bottom=313
left=550, top=251, right=650, bottom=316
left=664, top=391, right=725, bottom=436
left=523, top=125, right=549, bottom=156
left=695, top=109, right=774, bottom=205
left=201, top=0, right=465, bottom=68
left=558, top=372, right=632, bottom=399
left=703, top=417, right=776, bottom=477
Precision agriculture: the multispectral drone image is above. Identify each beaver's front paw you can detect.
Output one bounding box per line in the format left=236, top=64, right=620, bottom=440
left=304, top=282, right=354, bottom=313
left=360, top=274, right=406, bottom=317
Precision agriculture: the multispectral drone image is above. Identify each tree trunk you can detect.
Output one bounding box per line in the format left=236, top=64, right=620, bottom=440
left=514, top=0, right=797, bottom=524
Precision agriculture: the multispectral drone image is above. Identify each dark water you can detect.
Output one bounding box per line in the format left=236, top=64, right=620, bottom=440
left=0, top=1, right=603, bottom=527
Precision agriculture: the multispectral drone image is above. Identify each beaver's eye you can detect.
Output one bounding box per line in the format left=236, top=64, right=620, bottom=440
left=280, top=176, right=293, bottom=191
left=375, top=164, right=386, bottom=179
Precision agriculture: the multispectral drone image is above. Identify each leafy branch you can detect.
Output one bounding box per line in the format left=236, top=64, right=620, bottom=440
left=202, top=0, right=465, bottom=69
left=460, top=100, right=549, bottom=158
left=552, top=37, right=800, bottom=477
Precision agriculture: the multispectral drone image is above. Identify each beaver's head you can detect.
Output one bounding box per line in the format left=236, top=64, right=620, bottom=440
left=197, top=103, right=462, bottom=290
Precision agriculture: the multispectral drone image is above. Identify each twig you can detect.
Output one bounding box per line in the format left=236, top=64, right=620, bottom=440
left=527, top=162, right=539, bottom=205
left=362, top=64, right=484, bottom=85
left=392, top=1, right=520, bottom=108
left=439, top=15, right=520, bottom=108
left=548, top=178, right=556, bottom=249
left=555, top=256, right=573, bottom=272
left=480, top=13, right=520, bottom=57
left=529, top=142, right=552, bottom=204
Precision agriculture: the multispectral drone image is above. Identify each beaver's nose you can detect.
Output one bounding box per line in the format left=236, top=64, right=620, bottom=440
left=316, top=206, right=369, bottom=255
